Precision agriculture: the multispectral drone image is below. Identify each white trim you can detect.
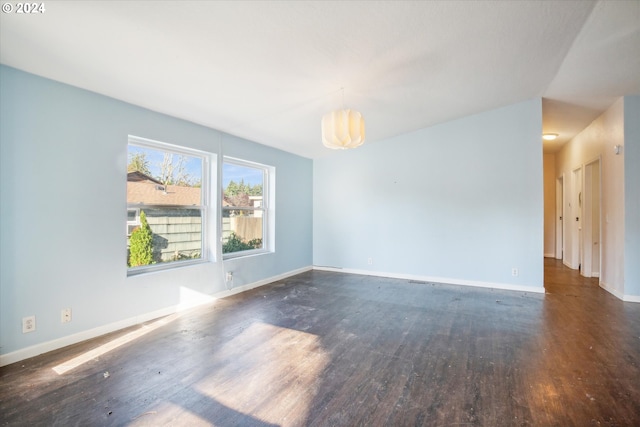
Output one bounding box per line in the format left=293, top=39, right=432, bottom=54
left=623, top=294, right=640, bottom=303
left=313, top=266, right=545, bottom=294
left=599, top=281, right=625, bottom=300
left=597, top=282, right=640, bottom=303
left=544, top=253, right=555, bottom=258
left=0, top=266, right=312, bottom=367
left=215, top=266, right=311, bottom=298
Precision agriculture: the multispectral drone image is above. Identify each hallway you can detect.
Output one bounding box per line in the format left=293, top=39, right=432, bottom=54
left=541, top=257, right=640, bottom=424
left=545, top=257, right=601, bottom=293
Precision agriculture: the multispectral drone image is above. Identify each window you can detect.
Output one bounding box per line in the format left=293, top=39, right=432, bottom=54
left=127, top=208, right=140, bottom=236
left=222, top=158, right=272, bottom=257
left=127, top=136, right=210, bottom=273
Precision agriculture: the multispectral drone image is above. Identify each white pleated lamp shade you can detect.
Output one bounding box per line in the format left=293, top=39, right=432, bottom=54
left=321, top=109, right=365, bottom=149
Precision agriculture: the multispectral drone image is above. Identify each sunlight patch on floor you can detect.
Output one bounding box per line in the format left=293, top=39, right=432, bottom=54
left=51, top=286, right=216, bottom=375
left=52, top=313, right=181, bottom=375
left=195, top=321, right=330, bottom=427
left=128, top=401, right=213, bottom=426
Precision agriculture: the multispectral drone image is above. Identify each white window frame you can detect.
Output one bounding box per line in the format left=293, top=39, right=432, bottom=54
left=127, top=208, right=140, bottom=236
left=127, top=135, right=213, bottom=275
left=222, top=157, right=274, bottom=259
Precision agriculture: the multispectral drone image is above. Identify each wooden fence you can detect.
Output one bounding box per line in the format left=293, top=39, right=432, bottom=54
left=222, top=217, right=263, bottom=243
left=131, top=212, right=262, bottom=262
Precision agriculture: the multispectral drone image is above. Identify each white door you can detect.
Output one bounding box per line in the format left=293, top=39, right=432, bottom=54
left=583, top=159, right=601, bottom=278
left=592, top=163, right=601, bottom=277
left=556, top=176, right=564, bottom=260
left=571, top=167, right=583, bottom=271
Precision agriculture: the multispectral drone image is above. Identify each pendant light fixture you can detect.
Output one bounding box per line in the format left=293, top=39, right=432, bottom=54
left=321, top=88, right=365, bottom=150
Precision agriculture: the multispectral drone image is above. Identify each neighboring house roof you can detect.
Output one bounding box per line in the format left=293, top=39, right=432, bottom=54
left=127, top=171, right=163, bottom=184
left=223, top=194, right=263, bottom=208
left=127, top=172, right=201, bottom=206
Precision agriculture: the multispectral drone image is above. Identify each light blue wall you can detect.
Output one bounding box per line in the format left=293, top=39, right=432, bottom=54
left=624, top=96, right=640, bottom=297
left=313, top=99, right=544, bottom=289
left=0, top=66, right=312, bottom=356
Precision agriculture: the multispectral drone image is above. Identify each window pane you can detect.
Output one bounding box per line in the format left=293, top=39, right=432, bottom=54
left=127, top=224, right=138, bottom=236
left=223, top=163, right=263, bottom=208
left=128, top=145, right=203, bottom=206
left=222, top=209, right=263, bottom=253
left=128, top=208, right=202, bottom=266
left=222, top=161, right=266, bottom=255
left=127, top=138, right=209, bottom=272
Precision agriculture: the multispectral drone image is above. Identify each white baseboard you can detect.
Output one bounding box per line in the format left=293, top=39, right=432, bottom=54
left=544, top=253, right=555, bottom=258
left=214, top=266, right=312, bottom=298
left=0, top=266, right=312, bottom=367
left=313, top=266, right=545, bottom=294
left=596, top=281, right=640, bottom=303
left=599, top=281, right=625, bottom=300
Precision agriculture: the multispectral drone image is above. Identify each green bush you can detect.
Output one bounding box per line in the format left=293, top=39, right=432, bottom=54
left=172, top=250, right=201, bottom=261
left=223, top=232, right=262, bottom=254
left=128, top=211, right=154, bottom=267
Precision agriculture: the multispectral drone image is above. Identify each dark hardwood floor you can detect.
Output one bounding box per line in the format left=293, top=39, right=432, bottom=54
left=2, top=259, right=639, bottom=426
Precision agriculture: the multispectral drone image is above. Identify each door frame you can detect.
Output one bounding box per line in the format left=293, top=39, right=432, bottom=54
left=582, top=157, right=601, bottom=278
left=570, top=166, right=583, bottom=271
left=556, top=175, right=564, bottom=260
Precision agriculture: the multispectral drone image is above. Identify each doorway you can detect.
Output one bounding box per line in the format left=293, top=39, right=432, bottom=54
left=571, top=167, right=583, bottom=271
left=582, top=158, right=601, bottom=278
left=556, top=175, right=564, bottom=261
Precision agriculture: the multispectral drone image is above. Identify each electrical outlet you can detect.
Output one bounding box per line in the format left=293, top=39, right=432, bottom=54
left=22, top=316, right=36, bottom=333
left=367, top=257, right=373, bottom=265
left=226, top=271, right=233, bottom=282
left=512, top=268, right=519, bottom=277
left=61, top=308, right=72, bottom=323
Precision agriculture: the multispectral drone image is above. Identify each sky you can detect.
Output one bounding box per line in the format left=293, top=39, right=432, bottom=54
left=129, top=145, right=262, bottom=188
left=222, top=163, right=263, bottom=188
left=129, top=145, right=201, bottom=180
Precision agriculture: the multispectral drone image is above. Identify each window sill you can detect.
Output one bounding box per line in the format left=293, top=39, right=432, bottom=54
left=222, top=249, right=273, bottom=261
left=127, top=258, right=209, bottom=277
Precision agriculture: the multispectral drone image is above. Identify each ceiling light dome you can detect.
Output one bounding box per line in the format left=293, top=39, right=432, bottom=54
left=543, top=133, right=559, bottom=141
left=321, top=109, right=365, bottom=150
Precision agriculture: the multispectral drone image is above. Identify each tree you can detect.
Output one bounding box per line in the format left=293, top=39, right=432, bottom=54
left=127, top=152, right=152, bottom=176
left=159, top=153, right=192, bottom=186
left=226, top=193, right=250, bottom=208
left=225, top=180, right=240, bottom=196
left=224, top=180, right=262, bottom=197
left=248, top=183, right=262, bottom=196
left=238, top=178, right=249, bottom=195
left=128, top=211, right=153, bottom=267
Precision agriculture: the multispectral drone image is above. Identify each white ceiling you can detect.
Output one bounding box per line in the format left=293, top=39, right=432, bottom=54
left=1, top=1, right=638, bottom=158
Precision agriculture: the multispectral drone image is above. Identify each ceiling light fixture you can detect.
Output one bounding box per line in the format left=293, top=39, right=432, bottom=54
left=542, top=133, right=559, bottom=141
left=321, top=88, right=365, bottom=150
